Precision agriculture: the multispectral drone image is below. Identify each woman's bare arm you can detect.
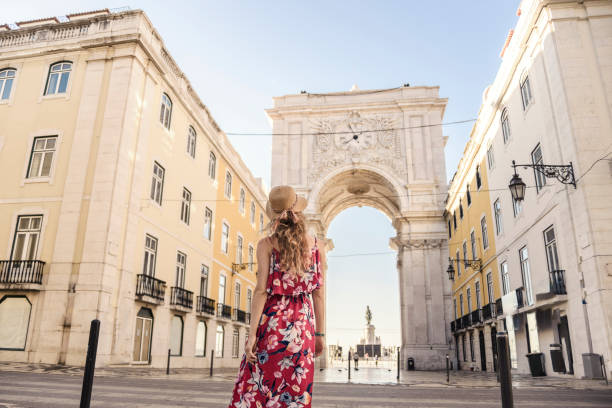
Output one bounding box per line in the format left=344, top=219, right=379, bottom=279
left=245, top=238, right=271, bottom=362
left=312, top=242, right=326, bottom=355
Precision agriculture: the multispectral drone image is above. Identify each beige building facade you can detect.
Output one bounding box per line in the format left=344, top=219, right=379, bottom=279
left=0, top=8, right=267, bottom=369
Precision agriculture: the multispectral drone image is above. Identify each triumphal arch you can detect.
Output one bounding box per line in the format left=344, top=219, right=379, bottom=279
left=266, top=86, right=452, bottom=369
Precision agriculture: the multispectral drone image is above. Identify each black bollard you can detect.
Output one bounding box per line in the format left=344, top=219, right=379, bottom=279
left=348, top=351, right=351, bottom=381
left=446, top=354, right=450, bottom=384
left=80, top=319, right=100, bottom=408
left=396, top=348, right=400, bottom=381
left=210, top=350, right=214, bottom=377
left=166, top=348, right=171, bottom=375
left=496, top=332, right=514, bottom=408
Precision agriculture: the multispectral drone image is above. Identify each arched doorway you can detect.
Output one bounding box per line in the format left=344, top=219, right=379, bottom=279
left=267, top=86, right=452, bottom=370
left=133, top=307, right=153, bottom=363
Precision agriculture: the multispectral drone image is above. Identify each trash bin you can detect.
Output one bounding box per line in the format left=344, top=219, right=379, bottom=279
left=407, top=357, right=415, bottom=370
left=526, top=352, right=546, bottom=377
left=549, top=344, right=566, bottom=373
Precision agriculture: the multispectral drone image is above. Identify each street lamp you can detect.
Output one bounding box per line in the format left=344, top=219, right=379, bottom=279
left=446, top=262, right=455, bottom=281
left=508, top=160, right=576, bottom=202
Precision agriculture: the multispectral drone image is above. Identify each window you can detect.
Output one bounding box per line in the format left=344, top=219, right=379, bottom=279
left=218, top=274, right=227, bottom=304
left=239, top=188, right=245, bottom=214
left=481, top=217, right=489, bottom=250
left=453, top=212, right=457, bottom=230
left=221, top=223, right=229, bottom=254
left=501, top=262, right=510, bottom=295
left=486, top=272, right=494, bottom=304
left=456, top=249, right=461, bottom=277
left=247, top=289, right=252, bottom=313
left=259, top=214, right=264, bottom=233
left=250, top=202, right=256, bottom=225
left=459, top=203, right=464, bottom=219
left=520, top=74, right=533, bottom=110
left=232, top=328, right=240, bottom=358
left=476, top=166, right=482, bottom=190
left=215, top=325, right=224, bottom=357
left=0, top=68, right=16, bottom=100
left=11, top=215, right=42, bottom=260
left=181, top=188, right=191, bottom=225
left=204, top=207, right=213, bottom=240
left=531, top=144, right=546, bottom=192
left=170, top=315, right=183, bottom=356
left=467, top=287, right=472, bottom=312
left=200, top=264, right=209, bottom=296
left=150, top=162, right=164, bottom=205
left=234, top=282, right=241, bottom=309
left=208, top=152, right=216, bottom=179
left=544, top=226, right=560, bottom=272
left=0, top=296, right=32, bottom=350
left=195, top=321, right=207, bottom=357
left=248, top=245, right=254, bottom=272
left=501, top=108, right=511, bottom=143
left=470, top=231, right=477, bottom=261
left=494, top=199, right=503, bottom=235
left=142, top=234, right=157, bottom=276
left=475, top=281, right=481, bottom=309
left=187, top=126, right=196, bottom=158
left=44, top=61, right=71, bottom=95
left=236, top=235, right=243, bottom=264
left=512, top=196, right=522, bottom=217
left=487, top=145, right=495, bottom=170
left=462, top=242, right=468, bottom=268
left=225, top=172, right=232, bottom=199
left=453, top=298, right=457, bottom=320
left=447, top=220, right=452, bottom=239
left=27, top=136, right=57, bottom=178
left=466, top=185, right=471, bottom=206
left=519, top=247, right=534, bottom=305
left=459, top=293, right=464, bottom=316
left=175, top=251, right=186, bottom=288
left=160, top=93, right=172, bottom=129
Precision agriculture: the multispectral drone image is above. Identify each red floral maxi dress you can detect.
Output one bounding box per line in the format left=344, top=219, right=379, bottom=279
left=228, top=242, right=321, bottom=408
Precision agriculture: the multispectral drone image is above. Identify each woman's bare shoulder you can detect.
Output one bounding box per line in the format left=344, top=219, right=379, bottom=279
left=257, top=236, right=273, bottom=250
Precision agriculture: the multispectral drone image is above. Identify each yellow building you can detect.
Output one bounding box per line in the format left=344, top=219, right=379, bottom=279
left=0, top=8, right=266, bottom=369
left=446, top=131, right=502, bottom=373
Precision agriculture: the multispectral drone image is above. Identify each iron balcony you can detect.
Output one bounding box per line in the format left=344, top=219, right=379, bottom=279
left=461, top=314, right=471, bottom=328
left=495, top=298, right=503, bottom=315
left=0, top=260, right=45, bottom=285
left=196, top=296, right=215, bottom=315
left=170, top=287, right=193, bottom=309
left=550, top=270, right=567, bottom=295
left=136, top=274, right=166, bottom=303
left=232, top=308, right=247, bottom=323
left=217, top=303, right=232, bottom=319
left=471, top=309, right=482, bottom=325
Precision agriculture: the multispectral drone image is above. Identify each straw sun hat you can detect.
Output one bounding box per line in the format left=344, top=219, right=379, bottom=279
left=265, top=185, right=307, bottom=219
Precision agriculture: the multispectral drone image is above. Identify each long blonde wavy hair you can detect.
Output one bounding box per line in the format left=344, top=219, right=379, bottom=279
left=271, top=210, right=311, bottom=277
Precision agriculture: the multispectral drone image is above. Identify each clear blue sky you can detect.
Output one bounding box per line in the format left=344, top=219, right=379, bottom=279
left=5, top=1, right=520, bottom=349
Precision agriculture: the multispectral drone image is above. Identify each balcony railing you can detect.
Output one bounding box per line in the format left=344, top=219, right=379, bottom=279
left=495, top=298, right=503, bottom=315
left=233, top=308, right=247, bottom=323
left=456, top=318, right=463, bottom=330
left=136, top=274, right=166, bottom=302
left=516, top=287, right=525, bottom=309
left=482, top=303, right=492, bottom=320
left=550, top=270, right=567, bottom=295
left=196, top=296, right=215, bottom=315
left=0, top=260, right=45, bottom=284
left=461, top=314, right=471, bottom=328
left=471, top=309, right=482, bottom=325
left=451, top=320, right=456, bottom=332
left=170, top=287, right=193, bottom=309
left=217, top=303, right=232, bottom=319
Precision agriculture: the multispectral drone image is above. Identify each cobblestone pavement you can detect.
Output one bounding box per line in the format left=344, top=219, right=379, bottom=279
left=1, top=370, right=612, bottom=408
left=1, top=361, right=610, bottom=390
